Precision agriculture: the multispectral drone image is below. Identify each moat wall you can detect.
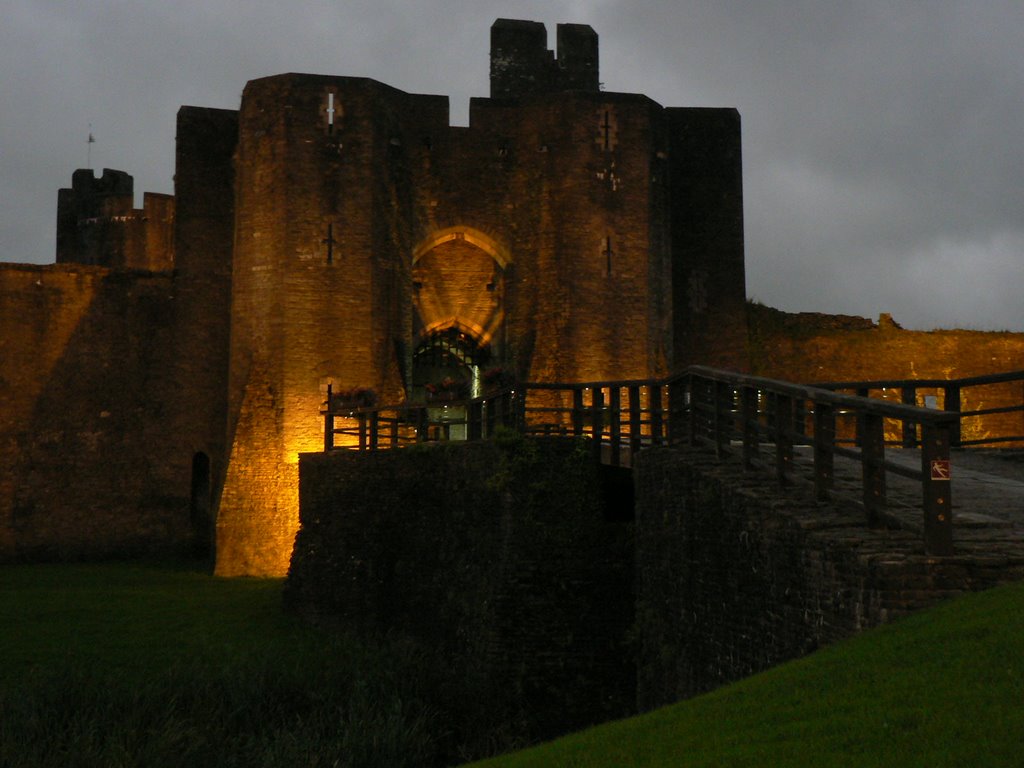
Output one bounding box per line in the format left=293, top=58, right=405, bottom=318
left=285, top=438, right=635, bottom=747
left=634, top=446, right=1024, bottom=711
left=286, top=437, right=1024, bottom=736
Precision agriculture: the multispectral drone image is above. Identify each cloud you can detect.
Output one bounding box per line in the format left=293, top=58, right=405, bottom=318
left=1, top=0, right=1021, bottom=331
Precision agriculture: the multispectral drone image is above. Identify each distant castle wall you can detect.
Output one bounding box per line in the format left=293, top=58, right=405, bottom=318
left=0, top=264, right=197, bottom=559
left=748, top=304, right=1024, bottom=441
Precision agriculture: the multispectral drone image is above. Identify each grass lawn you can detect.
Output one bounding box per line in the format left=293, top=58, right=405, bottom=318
left=468, top=579, right=1024, bottom=767
left=0, top=561, right=438, bottom=767
left=4, top=561, right=1024, bottom=767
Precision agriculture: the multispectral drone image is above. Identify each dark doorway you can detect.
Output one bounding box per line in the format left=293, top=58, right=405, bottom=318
left=412, top=327, right=490, bottom=401
left=189, top=452, right=212, bottom=558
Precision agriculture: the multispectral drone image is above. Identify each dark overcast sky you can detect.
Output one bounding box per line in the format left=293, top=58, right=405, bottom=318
left=2, top=0, right=1021, bottom=331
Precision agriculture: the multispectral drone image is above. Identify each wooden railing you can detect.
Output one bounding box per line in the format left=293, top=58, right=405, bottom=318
left=323, top=388, right=525, bottom=451
left=684, top=366, right=958, bottom=555
left=322, top=367, right=1024, bottom=556
left=815, top=370, right=1024, bottom=448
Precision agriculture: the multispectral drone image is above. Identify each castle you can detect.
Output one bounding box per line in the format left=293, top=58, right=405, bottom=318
left=1, top=19, right=746, bottom=575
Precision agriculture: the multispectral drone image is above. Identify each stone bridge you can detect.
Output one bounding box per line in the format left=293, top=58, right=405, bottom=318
left=288, top=366, right=1024, bottom=741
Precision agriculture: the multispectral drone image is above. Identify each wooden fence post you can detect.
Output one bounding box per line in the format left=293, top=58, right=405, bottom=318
left=324, top=384, right=334, bottom=451
left=468, top=400, right=483, bottom=441
left=741, top=386, right=758, bottom=469
left=713, top=381, right=731, bottom=458
left=775, top=394, right=794, bottom=486
left=572, top=386, right=585, bottom=437
left=921, top=421, right=954, bottom=556
left=649, top=385, right=664, bottom=446
left=667, top=376, right=687, bottom=446
left=591, top=387, right=605, bottom=463
left=629, top=384, right=642, bottom=456
left=861, top=412, right=886, bottom=525
left=368, top=410, right=379, bottom=450
left=901, top=386, right=918, bottom=447
left=943, top=384, right=962, bottom=447
left=813, top=402, right=835, bottom=501
left=609, top=386, right=622, bottom=466
left=416, top=407, right=428, bottom=443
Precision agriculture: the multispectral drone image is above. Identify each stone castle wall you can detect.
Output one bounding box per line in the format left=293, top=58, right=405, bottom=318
left=213, top=55, right=746, bottom=574
left=0, top=264, right=196, bottom=559
left=0, top=19, right=750, bottom=573
left=749, top=304, right=1024, bottom=442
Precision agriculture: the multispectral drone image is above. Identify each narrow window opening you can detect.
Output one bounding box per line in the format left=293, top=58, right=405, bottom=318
left=322, top=223, right=338, bottom=264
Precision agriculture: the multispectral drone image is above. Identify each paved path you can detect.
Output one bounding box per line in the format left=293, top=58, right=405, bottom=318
left=793, top=447, right=1024, bottom=541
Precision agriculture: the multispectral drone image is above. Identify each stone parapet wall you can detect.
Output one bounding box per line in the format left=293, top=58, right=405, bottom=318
left=285, top=437, right=634, bottom=746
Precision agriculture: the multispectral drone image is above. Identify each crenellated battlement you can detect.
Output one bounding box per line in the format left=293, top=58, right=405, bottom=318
left=490, top=19, right=599, bottom=98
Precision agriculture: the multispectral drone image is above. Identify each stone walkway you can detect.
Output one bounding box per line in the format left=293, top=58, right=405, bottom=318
left=793, top=446, right=1024, bottom=548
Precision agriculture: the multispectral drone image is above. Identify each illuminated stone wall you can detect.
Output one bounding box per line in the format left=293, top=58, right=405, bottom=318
left=1, top=19, right=749, bottom=573
left=213, top=53, right=746, bottom=573
left=749, top=304, right=1024, bottom=441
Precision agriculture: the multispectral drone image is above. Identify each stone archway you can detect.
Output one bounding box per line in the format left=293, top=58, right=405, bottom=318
left=411, top=227, right=510, bottom=400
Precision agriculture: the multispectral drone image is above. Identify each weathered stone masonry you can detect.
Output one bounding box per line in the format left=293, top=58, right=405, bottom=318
left=0, top=19, right=748, bottom=573
left=633, top=446, right=1024, bottom=710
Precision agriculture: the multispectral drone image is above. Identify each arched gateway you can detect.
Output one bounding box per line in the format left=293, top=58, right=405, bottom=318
left=411, top=227, right=511, bottom=400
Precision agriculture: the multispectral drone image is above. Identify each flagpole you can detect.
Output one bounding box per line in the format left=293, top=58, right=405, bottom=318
left=87, top=125, right=95, bottom=169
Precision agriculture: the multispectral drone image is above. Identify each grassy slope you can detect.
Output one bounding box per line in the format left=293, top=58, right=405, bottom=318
left=470, top=580, right=1024, bottom=767
left=4, top=563, right=1024, bottom=767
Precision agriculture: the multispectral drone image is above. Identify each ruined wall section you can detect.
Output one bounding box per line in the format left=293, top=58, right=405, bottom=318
left=668, top=108, right=747, bottom=372
left=0, top=264, right=191, bottom=560
left=749, top=305, right=1024, bottom=442
left=489, top=19, right=599, bottom=99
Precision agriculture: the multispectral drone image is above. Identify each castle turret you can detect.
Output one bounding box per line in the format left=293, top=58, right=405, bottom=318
left=56, top=168, right=174, bottom=270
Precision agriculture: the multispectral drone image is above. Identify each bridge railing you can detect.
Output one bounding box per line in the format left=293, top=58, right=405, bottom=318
left=518, top=379, right=688, bottom=465
left=323, top=387, right=526, bottom=451
left=813, top=370, right=1024, bottom=448
left=685, top=366, right=959, bottom=555
left=321, top=367, right=993, bottom=556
